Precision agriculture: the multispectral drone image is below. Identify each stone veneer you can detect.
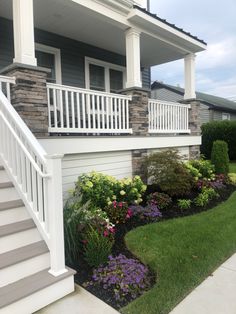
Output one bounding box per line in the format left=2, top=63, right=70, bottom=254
left=121, top=88, right=150, bottom=180
left=188, top=99, right=201, bottom=159
left=1, top=63, right=50, bottom=137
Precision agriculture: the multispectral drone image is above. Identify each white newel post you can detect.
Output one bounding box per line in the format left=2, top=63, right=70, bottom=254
left=184, top=53, right=196, bottom=100
left=46, top=154, right=67, bottom=277
left=125, top=28, right=142, bottom=88
left=12, top=0, right=37, bottom=66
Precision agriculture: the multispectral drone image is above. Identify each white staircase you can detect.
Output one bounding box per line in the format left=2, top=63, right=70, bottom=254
left=0, top=164, right=75, bottom=314
left=0, top=84, right=75, bottom=313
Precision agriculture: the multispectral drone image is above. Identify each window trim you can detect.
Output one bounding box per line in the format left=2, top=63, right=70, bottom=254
left=35, top=43, right=62, bottom=84
left=85, top=57, right=126, bottom=93
left=222, top=112, right=231, bottom=120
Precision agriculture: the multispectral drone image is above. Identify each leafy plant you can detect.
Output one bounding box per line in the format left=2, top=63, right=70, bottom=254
left=104, top=201, right=132, bottom=224
left=177, top=199, right=192, bottom=210
left=187, top=159, right=215, bottom=181
left=74, top=172, right=146, bottom=208
left=63, top=196, right=89, bottom=263
left=83, top=226, right=114, bottom=267
left=88, top=254, right=151, bottom=302
left=145, top=150, right=194, bottom=196
left=211, top=140, right=229, bottom=175
left=147, top=192, right=172, bottom=210
left=194, top=192, right=209, bottom=207
left=130, top=204, right=162, bottom=222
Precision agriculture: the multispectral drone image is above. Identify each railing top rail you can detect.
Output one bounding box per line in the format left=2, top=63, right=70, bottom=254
left=148, top=98, right=191, bottom=108
left=0, top=75, right=16, bottom=84
left=47, top=83, right=132, bottom=100
left=0, top=91, right=47, bottom=165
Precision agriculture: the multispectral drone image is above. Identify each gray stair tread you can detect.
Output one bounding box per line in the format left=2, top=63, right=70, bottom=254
left=0, top=241, right=48, bottom=269
left=0, top=199, right=24, bottom=211
left=0, top=219, right=35, bottom=237
left=0, top=166, right=4, bottom=171
left=0, top=267, right=76, bottom=309
left=0, top=181, right=13, bottom=189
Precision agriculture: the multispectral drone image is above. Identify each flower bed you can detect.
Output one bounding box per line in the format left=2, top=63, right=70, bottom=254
left=64, top=151, right=235, bottom=310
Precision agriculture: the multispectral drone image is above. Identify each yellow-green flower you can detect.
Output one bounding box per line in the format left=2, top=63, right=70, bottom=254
left=86, top=181, right=93, bottom=188
left=120, top=190, right=126, bottom=196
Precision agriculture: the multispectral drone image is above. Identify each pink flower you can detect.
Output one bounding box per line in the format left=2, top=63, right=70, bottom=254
left=118, top=202, right=123, bottom=208
left=103, top=230, right=109, bottom=237
left=126, top=208, right=133, bottom=219
left=112, top=201, right=117, bottom=208
left=109, top=227, right=116, bottom=234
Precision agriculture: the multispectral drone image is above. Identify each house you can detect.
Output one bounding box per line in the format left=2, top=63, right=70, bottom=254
left=0, top=0, right=206, bottom=313
left=151, top=81, right=236, bottom=124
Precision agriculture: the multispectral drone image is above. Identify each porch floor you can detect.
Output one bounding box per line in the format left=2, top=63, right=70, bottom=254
left=35, top=284, right=120, bottom=314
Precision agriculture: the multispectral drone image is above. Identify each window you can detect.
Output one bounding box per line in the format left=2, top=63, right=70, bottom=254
left=85, top=57, right=125, bottom=93
left=35, top=44, right=62, bottom=84
left=222, top=113, right=231, bottom=120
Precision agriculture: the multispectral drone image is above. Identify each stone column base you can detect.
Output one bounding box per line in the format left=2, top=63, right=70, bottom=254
left=0, top=63, right=50, bottom=137
left=132, top=149, right=148, bottom=182
left=189, top=145, right=200, bottom=159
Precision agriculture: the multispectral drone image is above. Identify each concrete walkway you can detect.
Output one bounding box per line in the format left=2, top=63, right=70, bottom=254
left=170, top=253, right=236, bottom=314
left=36, top=284, right=120, bottom=314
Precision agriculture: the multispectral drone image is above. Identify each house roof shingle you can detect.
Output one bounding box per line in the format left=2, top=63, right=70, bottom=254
left=151, top=81, right=236, bottom=112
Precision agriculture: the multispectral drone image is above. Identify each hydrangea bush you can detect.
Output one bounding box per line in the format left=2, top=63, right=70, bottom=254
left=74, top=172, right=146, bottom=208
left=88, top=254, right=151, bottom=302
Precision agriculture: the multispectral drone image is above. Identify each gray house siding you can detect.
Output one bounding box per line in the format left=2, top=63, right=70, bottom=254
left=212, top=110, right=236, bottom=121
left=0, top=17, right=150, bottom=89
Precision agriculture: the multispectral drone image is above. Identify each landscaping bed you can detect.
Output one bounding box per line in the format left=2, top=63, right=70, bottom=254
left=64, top=148, right=235, bottom=312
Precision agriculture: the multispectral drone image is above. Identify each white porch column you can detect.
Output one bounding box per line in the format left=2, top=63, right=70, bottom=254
left=184, top=53, right=196, bottom=99
left=13, top=0, right=37, bottom=66
left=125, top=28, right=142, bottom=89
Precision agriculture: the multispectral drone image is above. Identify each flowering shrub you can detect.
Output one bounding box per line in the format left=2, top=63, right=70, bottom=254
left=147, top=192, right=172, bottom=210
left=130, top=204, right=162, bottom=222
left=74, top=172, right=146, bottom=208
left=88, top=254, right=151, bottom=302
left=187, top=159, right=215, bottom=181
left=83, top=227, right=114, bottom=267
left=104, top=201, right=132, bottom=224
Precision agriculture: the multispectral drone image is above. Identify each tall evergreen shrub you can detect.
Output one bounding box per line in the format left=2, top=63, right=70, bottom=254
left=211, top=140, right=229, bottom=174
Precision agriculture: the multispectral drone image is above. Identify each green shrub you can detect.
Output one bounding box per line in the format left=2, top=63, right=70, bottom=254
left=202, top=187, right=219, bottom=200
left=64, top=196, right=89, bottom=263
left=145, top=150, right=194, bottom=197
left=187, top=159, right=215, bottom=181
left=177, top=199, right=192, bottom=210
left=74, top=172, right=146, bottom=208
left=147, top=192, right=172, bottom=210
left=83, top=226, right=114, bottom=267
left=104, top=201, right=131, bottom=224
left=194, top=192, right=209, bottom=207
left=201, top=120, right=236, bottom=160
left=211, top=140, right=229, bottom=175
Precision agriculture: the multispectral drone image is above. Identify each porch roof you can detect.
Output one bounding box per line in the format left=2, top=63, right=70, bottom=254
left=0, top=0, right=207, bottom=67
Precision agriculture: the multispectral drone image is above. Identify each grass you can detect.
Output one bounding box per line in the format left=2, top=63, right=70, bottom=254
left=229, top=162, right=236, bottom=173
left=122, top=191, right=236, bottom=314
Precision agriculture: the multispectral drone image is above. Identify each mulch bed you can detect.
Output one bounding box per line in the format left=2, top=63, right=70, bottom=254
left=72, top=184, right=236, bottom=310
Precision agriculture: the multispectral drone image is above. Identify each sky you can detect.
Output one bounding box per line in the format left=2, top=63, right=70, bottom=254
left=150, top=0, right=236, bottom=99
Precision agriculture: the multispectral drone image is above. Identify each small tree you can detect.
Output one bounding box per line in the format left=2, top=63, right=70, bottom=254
left=211, top=140, right=229, bottom=174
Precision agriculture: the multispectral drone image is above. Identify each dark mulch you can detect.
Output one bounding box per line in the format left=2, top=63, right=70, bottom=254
left=72, top=184, right=236, bottom=310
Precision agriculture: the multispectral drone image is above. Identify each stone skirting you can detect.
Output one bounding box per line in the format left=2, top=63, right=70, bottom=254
left=1, top=63, right=50, bottom=137
left=132, top=149, right=147, bottom=182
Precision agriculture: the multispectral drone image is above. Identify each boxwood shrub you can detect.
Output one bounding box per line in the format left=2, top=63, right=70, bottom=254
left=211, top=140, right=229, bottom=174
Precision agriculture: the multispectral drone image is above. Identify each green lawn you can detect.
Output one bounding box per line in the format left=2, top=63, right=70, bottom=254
left=122, top=192, right=236, bottom=314
left=229, top=162, right=236, bottom=174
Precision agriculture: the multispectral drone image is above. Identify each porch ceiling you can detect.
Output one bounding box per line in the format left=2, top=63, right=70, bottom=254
left=0, top=0, right=205, bottom=67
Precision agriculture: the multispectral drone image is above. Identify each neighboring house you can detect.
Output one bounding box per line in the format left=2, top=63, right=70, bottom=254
left=0, top=0, right=207, bottom=313
left=151, top=81, right=236, bottom=125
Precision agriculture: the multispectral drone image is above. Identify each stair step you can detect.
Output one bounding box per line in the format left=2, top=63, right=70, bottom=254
left=0, top=206, right=30, bottom=226
left=0, top=187, right=20, bottom=203
left=0, top=267, right=76, bottom=310
left=0, top=199, right=24, bottom=211
left=0, top=181, right=13, bottom=189
left=0, top=166, right=4, bottom=171
left=0, top=241, right=48, bottom=270
left=0, top=219, right=35, bottom=238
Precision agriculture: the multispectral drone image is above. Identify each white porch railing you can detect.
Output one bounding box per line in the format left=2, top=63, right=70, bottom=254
left=0, top=75, right=15, bottom=101
left=148, top=99, right=191, bottom=134
left=47, top=83, right=132, bottom=134
left=0, top=89, right=67, bottom=277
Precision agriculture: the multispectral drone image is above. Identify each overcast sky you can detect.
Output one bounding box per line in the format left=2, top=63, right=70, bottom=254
left=150, top=0, right=236, bottom=99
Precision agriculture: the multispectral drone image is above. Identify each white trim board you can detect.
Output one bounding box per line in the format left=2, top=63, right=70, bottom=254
left=35, top=43, right=62, bottom=84
left=39, top=136, right=201, bottom=155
